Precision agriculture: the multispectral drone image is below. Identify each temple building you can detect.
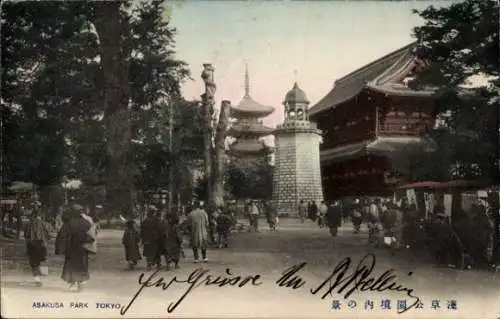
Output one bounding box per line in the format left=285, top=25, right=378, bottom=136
left=272, top=82, right=323, bottom=216
left=309, top=43, right=436, bottom=199
left=227, top=65, right=275, bottom=158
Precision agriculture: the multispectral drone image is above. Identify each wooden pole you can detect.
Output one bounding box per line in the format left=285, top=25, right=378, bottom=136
left=201, top=64, right=216, bottom=205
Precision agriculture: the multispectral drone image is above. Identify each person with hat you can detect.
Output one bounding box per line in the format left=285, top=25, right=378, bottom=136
left=187, top=201, right=209, bottom=263
left=325, top=201, right=342, bottom=237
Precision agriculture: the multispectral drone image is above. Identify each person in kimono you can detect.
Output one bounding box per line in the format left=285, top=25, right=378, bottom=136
left=187, top=201, right=209, bottom=263
left=24, top=208, right=51, bottom=286
left=469, top=204, right=494, bottom=268
left=298, top=200, right=307, bottom=223
left=351, top=199, right=363, bottom=234
left=325, top=201, right=342, bottom=237
left=140, top=209, right=163, bottom=271
left=250, top=201, right=260, bottom=232
left=122, top=219, right=141, bottom=270
left=308, top=201, right=318, bottom=222
left=161, top=213, right=182, bottom=270
left=55, top=204, right=93, bottom=292
left=318, top=201, right=328, bottom=228
left=216, top=207, right=233, bottom=248
left=265, top=200, right=278, bottom=231
left=381, top=203, right=404, bottom=250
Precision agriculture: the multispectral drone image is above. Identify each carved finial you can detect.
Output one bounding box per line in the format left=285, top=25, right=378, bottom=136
left=245, top=63, right=250, bottom=96
left=294, top=69, right=298, bottom=83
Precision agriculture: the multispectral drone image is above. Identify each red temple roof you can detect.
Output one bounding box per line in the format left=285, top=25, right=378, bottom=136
left=309, top=42, right=436, bottom=117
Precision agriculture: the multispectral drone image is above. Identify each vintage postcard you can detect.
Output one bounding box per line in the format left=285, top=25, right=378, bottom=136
left=1, top=0, right=499, bottom=318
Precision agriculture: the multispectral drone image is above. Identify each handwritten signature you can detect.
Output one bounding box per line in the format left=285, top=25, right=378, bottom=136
left=277, top=254, right=420, bottom=314
left=120, top=267, right=262, bottom=315
left=121, top=254, right=419, bottom=315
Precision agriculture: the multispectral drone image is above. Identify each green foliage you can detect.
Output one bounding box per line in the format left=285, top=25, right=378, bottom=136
left=1, top=1, right=203, bottom=213
left=226, top=159, right=273, bottom=200
left=411, top=0, right=499, bottom=180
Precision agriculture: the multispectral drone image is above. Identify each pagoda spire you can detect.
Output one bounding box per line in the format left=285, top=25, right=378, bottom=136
left=244, top=63, right=250, bottom=96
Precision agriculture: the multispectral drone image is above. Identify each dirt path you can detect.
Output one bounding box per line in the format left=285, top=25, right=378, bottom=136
left=2, top=219, right=499, bottom=318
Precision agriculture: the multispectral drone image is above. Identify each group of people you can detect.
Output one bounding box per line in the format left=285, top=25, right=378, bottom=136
left=338, top=196, right=500, bottom=270
left=298, top=199, right=343, bottom=236
left=24, top=203, right=98, bottom=291
left=244, top=200, right=278, bottom=232
left=122, top=201, right=237, bottom=271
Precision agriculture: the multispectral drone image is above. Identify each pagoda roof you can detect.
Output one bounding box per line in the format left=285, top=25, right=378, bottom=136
left=227, top=139, right=274, bottom=157
left=309, top=42, right=436, bottom=117
left=227, top=121, right=274, bottom=137
left=231, top=94, right=275, bottom=118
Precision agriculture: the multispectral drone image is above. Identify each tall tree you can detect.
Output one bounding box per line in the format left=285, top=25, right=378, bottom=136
left=2, top=0, right=193, bottom=219
left=1, top=1, right=99, bottom=217
left=91, top=1, right=134, bottom=216
left=412, top=0, right=499, bottom=181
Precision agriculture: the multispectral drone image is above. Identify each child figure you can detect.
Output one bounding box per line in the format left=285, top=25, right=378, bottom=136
left=216, top=208, right=232, bottom=248
left=122, top=220, right=141, bottom=270
left=162, top=214, right=183, bottom=270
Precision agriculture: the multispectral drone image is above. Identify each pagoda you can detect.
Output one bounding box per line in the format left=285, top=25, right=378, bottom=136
left=227, top=65, right=275, bottom=158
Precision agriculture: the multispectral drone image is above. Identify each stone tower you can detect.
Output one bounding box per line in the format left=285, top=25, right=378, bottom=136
left=272, top=82, right=324, bottom=216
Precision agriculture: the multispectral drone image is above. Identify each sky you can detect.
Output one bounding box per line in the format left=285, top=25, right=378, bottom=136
left=167, top=0, right=454, bottom=128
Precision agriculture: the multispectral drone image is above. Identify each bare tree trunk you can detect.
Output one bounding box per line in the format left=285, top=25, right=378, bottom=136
left=211, top=100, right=231, bottom=208
left=202, top=101, right=213, bottom=204
left=167, top=99, right=175, bottom=218
left=93, top=2, right=133, bottom=218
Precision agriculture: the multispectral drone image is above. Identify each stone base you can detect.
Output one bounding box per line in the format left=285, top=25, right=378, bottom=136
left=272, top=122, right=324, bottom=216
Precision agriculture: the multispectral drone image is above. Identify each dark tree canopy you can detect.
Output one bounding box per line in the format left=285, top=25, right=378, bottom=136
left=410, top=0, right=499, bottom=181
left=1, top=1, right=203, bottom=218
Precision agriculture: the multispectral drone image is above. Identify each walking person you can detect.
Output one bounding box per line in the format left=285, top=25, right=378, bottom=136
left=308, top=201, right=318, bottom=222
left=140, top=209, right=163, bottom=271
left=216, top=207, right=232, bottom=248
left=351, top=199, right=362, bottom=234
left=188, top=201, right=209, bottom=263
left=250, top=201, right=260, bottom=232
left=161, top=213, right=182, bottom=270
left=122, top=219, right=141, bottom=270
left=245, top=201, right=253, bottom=231
left=24, top=207, right=51, bottom=286
left=381, top=203, right=404, bottom=253
left=265, top=200, right=278, bottom=231
left=318, top=201, right=328, bottom=228
left=298, top=200, right=307, bottom=223
left=81, top=210, right=98, bottom=255
left=325, top=201, right=342, bottom=236
left=55, top=204, right=94, bottom=292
